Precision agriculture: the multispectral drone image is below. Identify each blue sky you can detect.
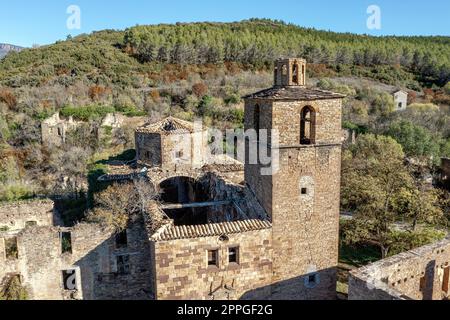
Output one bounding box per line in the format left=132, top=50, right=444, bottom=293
left=1, top=0, right=449, bottom=47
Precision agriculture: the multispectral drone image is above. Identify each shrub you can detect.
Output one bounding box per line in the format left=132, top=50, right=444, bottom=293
left=192, top=82, right=208, bottom=98
left=60, top=105, right=116, bottom=121
left=88, top=85, right=110, bottom=101
left=0, top=275, right=28, bottom=300
left=0, top=89, right=17, bottom=109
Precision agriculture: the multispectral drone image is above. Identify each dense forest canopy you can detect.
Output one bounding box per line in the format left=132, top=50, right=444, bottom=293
left=124, top=19, right=450, bottom=85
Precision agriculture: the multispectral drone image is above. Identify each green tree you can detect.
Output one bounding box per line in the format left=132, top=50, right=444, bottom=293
left=386, top=120, right=440, bottom=161
left=341, top=134, right=413, bottom=258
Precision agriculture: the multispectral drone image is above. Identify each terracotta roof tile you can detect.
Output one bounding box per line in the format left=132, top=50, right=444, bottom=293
left=151, top=219, right=272, bottom=241
left=243, top=86, right=345, bottom=101
left=136, top=117, right=199, bottom=134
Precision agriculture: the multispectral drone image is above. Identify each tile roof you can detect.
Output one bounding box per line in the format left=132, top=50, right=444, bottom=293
left=135, top=117, right=198, bottom=134
left=243, top=86, right=345, bottom=101
left=151, top=219, right=272, bottom=241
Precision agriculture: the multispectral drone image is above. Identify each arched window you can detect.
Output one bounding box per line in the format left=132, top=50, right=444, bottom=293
left=292, top=62, right=299, bottom=85
left=254, top=104, right=260, bottom=142
left=300, top=106, right=315, bottom=145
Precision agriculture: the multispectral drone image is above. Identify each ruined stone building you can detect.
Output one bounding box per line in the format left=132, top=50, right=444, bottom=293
left=41, top=112, right=146, bottom=147
left=393, top=90, right=408, bottom=111
left=349, top=239, right=450, bottom=300
left=1, top=58, right=347, bottom=300
left=3, top=58, right=448, bottom=301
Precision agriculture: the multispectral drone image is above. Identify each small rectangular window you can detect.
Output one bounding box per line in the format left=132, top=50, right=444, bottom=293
left=228, top=247, right=239, bottom=264
left=25, top=221, right=37, bottom=228
left=5, top=237, right=18, bottom=260
left=301, top=188, right=308, bottom=195
left=145, top=151, right=151, bottom=159
left=176, top=151, right=184, bottom=159
left=61, top=232, right=72, bottom=254
left=62, top=269, right=77, bottom=291
left=115, top=230, right=128, bottom=249
left=117, top=255, right=130, bottom=275
left=208, top=250, right=219, bottom=267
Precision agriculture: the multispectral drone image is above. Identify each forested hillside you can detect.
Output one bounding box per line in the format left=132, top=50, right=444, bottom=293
left=0, top=19, right=449, bottom=207
left=1, top=19, right=449, bottom=89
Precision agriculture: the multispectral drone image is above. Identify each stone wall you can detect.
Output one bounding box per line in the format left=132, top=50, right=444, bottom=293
left=0, top=221, right=153, bottom=300
left=152, top=228, right=273, bottom=300
left=136, top=131, right=208, bottom=171
left=0, top=200, right=55, bottom=231
left=244, top=97, right=342, bottom=300
left=349, top=239, right=450, bottom=300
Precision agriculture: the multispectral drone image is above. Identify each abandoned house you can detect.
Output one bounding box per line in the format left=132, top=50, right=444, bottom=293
left=41, top=112, right=146, bottom=147
left=1, top=58, right=348, bottom=300
left=349, top=239, right=450, bottom=300
left=393, top=90, right=408, bottom=111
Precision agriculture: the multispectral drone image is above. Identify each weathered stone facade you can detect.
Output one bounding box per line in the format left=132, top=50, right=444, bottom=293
left=349, top=239, right=450, bottom=300
left=243, top=58, right=344, bottom=300
left=0, top=201, right=153, bottom=300
left=393, top=90, right=408, bottom=111
left=0, top=199, right=55, bottom=231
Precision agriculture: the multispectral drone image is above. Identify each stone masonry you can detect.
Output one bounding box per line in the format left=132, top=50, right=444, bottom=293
left=1, top=58, right=349, bottom=300
left=349, top=238, right=450, bottom=300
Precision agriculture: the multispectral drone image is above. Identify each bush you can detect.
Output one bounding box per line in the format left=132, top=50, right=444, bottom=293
left=192, top=82, right=208, bottom=98
left=0, top=275, right=28, bottom=300
left=0, top=89, right=17, bottom=109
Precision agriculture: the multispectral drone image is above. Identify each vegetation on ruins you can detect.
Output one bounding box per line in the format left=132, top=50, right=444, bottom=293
left=87, top=180, right=157, bottom=231
left=0, top=275, right=28, bottom=300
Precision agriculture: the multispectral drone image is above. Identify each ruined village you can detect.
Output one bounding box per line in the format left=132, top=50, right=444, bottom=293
left=1, top=57, right=449, bottom=300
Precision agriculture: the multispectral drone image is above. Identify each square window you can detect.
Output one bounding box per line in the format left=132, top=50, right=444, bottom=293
left=301, top=188, right=308, bottom=195
left=62, top=269, right=77, bottom=291
left=115, top=230, right=128, bottom=249
left=208, top=250, right=219, bottom=267
left=61, top=232, right=72, bottom=254
left=117, top=255, right=130, bottom=275
left=176, top=151, right=184, bottom=159
left=228, top=247, right=239, bottom=264
left=25, top=221, right=37, bottom=228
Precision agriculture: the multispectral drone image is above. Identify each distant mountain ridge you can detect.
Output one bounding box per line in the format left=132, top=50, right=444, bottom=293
left=0, top=43, right=23, bottom=58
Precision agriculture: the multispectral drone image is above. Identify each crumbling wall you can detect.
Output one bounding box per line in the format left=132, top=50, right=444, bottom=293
left=0, top=200, right=55, bottom=231
left=349, top=239, right=450, bottom=300
left=153, top=228, right=273, bottom=300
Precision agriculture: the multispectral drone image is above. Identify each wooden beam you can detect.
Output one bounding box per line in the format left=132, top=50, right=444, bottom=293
left=161, top=201, right=231, bottom=210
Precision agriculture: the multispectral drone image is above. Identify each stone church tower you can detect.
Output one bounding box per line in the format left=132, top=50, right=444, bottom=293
left=244, top=58, right=344, bottom=299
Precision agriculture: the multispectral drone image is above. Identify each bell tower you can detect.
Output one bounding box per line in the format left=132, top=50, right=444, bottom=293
left=274, top=58, right=307, bottom=87
left=244, top=58, right=344, bottom=300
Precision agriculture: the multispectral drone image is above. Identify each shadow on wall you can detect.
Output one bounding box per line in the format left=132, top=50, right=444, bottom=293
left=240, top=267, right=337, bottom=300
left=422, top=260, right=436, bottom=300
left=64, top=222, right=155, bottom=300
